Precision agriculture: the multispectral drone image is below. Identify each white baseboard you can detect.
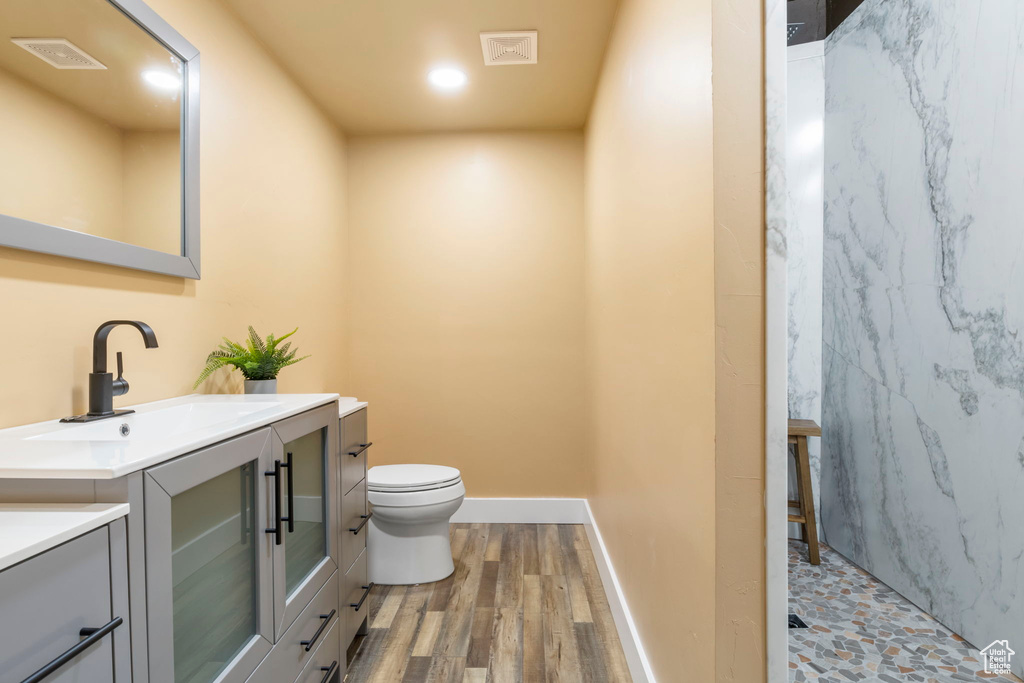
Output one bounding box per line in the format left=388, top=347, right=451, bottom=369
left=448, top=497, right=654, bottom=682
left=172, top=512, right=241, bottom=586
left=292, top=495, right=323, bottom=524
left=177, top=497, right=654, bottom=680
left=450, top=497, right=589, bottom=524
left=172, top=496, right=322, bottom=588
left=583, top=500, right=656, bottom=683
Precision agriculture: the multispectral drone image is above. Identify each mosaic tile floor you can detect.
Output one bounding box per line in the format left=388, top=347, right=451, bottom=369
left=788, top=540, right=1023, bottom=682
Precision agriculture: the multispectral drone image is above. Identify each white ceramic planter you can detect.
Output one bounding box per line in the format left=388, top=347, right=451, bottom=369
left=243, top=379, right=277, bottom=394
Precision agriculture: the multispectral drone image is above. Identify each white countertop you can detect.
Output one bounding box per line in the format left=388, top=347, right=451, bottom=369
left=0, top=393, right=339, bottom=480
left=338, top=397, right=368, bottom=418
left=0, top=502, right=130, bottom=571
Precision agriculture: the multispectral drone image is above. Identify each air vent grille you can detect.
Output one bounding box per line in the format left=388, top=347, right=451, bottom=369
left=11, top=38, right=107, bottom=70
left=480, top=31, right=538, bottom=66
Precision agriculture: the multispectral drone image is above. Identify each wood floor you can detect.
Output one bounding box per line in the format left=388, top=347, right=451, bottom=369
left=344, top=523, right=632, bottom=683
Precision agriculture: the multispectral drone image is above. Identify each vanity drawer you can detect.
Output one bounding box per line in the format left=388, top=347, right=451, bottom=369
left=249, top=571, right=339, bottom=683
left=340, top=476, right=368, bottom=573
left=0, top=528, right=118, bottom=683
left=342, top=547, right=369, bottom=651
left=340, top=409, right=368, bottom=495
left=295, top=619, right=340, bottom=683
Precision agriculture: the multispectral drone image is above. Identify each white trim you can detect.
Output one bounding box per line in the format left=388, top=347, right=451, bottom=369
left=292, top=495, right=324, bottom=524
left=450, top=497, right=589, bottom=524
left=171, top=512, right=240, bottom=586
left=766, top=0, right=792, bottom=679
left=787, top=40, right=824, bottom=62
left=583, top=500, right=656, bottom=683
left=447, top=497, right=655, bottom=681
left=170, top=495, right=325, bottom=587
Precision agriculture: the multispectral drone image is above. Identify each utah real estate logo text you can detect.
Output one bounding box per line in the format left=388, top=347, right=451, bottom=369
left=979, top=640, right=1015, bottom=675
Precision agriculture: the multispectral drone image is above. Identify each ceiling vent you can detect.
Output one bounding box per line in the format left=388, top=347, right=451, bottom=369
left=480, top=31, right=538, bottom=66
left=10, top=38, right=107, bottom=70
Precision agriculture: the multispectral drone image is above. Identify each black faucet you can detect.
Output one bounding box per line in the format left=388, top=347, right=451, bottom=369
left=61, top=320, right=159, bottom=423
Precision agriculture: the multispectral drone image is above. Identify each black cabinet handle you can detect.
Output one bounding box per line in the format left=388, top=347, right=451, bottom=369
left=280, top=451, right=294, bottom=533
left=350, top=583, right=374, bottom=611
left=21, top=616, right=122, bottom=683
left=348, top=442, right=372, bottom=457
left=300, top=609, right=336, bottom=651
left=319, top=661, right=339, bottom=683
left=348, top=512, right=372, bottom=535
left=265, top=459, right=282, bottom=545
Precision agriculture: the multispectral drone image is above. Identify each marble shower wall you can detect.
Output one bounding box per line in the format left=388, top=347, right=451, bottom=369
left=786, top=41, right=825, bottom=540
left=821, top=0, right=1024, bottom=674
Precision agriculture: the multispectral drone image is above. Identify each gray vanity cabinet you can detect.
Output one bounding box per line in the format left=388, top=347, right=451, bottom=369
left=294, top=618, right=340, bottom=683
left=0, top=399, right=352, bottom=683
left=338, top=408, right=370, bottom=655
left=270, top=404, right=339, bottom=640
left=0, top=520, right=130, bottom=682
left=142, top=404, right=339, bottom=683
left=340, top=408, right=367, bottom=495
left=144, top=428, right=275, bottom=683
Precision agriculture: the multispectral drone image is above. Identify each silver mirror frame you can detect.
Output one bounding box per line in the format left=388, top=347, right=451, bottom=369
left=0, top=0, right=200, bottom=279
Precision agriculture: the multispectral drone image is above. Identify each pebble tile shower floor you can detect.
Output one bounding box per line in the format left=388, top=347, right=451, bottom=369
left=788, top=540, right=1023, bottom=682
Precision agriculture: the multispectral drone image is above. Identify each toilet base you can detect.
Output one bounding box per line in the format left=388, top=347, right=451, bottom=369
left=368, top=516, right=456, bottom=585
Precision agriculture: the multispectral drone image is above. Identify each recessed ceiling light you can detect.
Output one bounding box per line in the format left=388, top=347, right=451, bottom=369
left=142, top=69, right=180, bottom=91
left=428, top=67, right=467, bottom=92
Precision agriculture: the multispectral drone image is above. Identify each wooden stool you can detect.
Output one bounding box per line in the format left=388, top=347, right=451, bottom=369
left=788, top=418, right=821, bottom=565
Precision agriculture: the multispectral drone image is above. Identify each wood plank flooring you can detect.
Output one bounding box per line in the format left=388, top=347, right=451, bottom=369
left=344, top=523, right=631, bottom=683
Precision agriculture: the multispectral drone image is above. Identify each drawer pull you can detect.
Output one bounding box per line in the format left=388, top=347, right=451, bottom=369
left=350, top=583, right=374, bottom=611
left=348, top=512, right=372, bottom=535
left=348, top=442, right=372, bottom=457
left=21, top=616, right=122, bottom=683
left=264, top=460, right=283, bottom=545
left=300, top=609, right=336, bottom=651
left=319, top=661, right=339, bottom=683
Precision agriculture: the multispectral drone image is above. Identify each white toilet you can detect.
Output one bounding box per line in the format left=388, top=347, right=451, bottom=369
left=367, top=464, right=465, bottom=585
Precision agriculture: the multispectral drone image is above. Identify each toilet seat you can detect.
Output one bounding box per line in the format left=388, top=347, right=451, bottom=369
left=368, top=464, right=461, bottom=493
left=368, top=480, right=466, bottom=508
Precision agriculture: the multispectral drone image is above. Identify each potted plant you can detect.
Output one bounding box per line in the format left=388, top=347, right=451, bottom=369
left=195, top=326, right=309, bottom=394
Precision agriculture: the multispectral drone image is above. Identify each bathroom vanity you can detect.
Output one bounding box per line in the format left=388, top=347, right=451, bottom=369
left=0, top=394, right=369, bottom=683
left=0, top=503, right=131, bottom=682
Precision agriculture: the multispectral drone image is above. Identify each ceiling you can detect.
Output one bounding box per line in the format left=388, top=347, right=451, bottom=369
left=221, top=0, right=620, bottom=134
left=0, top=0, right=181, bottom=131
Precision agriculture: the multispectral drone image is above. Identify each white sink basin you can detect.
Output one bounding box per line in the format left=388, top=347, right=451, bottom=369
left=0, top=393, right=341, bottom=479
left=29, top=402, right=278, bottom=443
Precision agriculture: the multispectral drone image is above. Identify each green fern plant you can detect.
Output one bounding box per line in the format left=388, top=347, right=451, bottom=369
left=194, top=326, right=310, bottom=388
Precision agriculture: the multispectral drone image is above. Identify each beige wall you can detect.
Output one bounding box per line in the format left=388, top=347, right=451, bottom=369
left=584, top=0, right=718, bottom=678
left=0, top=0, right=767, bottom=674
left=0, top=67, right=125, bottom=242
left=712, top=0, right=767, bottom=678
left=122, top=130, right=181, bottom=254
left=0, top=0, right=349, bottom=428
left=0, top=71, right=182, bottom=253
left=346, top=132, right=587, bottom=498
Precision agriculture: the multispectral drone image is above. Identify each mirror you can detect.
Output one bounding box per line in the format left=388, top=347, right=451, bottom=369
left=0, top=0, right=200, bottom=278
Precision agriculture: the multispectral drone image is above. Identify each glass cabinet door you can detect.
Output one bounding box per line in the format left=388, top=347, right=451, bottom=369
left=271, top=404, right=338, bottom=638
left=283, top=429, right=327, bottom=594
left=171, top=464, right=257, bottom=682
left=145, top=429, right=274, bottom=683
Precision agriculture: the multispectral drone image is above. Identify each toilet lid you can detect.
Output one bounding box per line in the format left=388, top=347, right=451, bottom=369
left=368, top=464, right=462, bottom=491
